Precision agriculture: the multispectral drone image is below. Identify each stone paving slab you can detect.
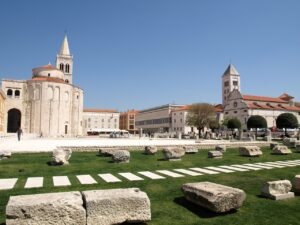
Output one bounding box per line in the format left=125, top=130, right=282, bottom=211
left=53, top=176, right=71, bottom=186
left=118, top=172, right=144, bottom=181
left=25, top=177, right=43, bottom=188
left=76, top=175, right=97, bottom=184
left=243, top=164, right=274, bottom=169
left=189, top=168, right=220, bottom=174
left=230, top=165, right=262, bottom=171
left=138, top=171, right=165, bottom=180
left=256, top=162, right=285, bottom=168
left=204, top=167, right=235, bottom=173
left=265, top=162, right=295, bottom=167
left=219, top=165, right=249, bottom=172
left=156, top=170, right=185, bottom=178
left=0, top=178, right=18, bottom=190
left=98, top=173, right=122, bottom=183
left=173, top=169, right=203, bottom=176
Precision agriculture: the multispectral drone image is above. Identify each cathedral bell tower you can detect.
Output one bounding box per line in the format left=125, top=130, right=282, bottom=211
left=222, top=64, right=241, bottom=106
left=56, top=34, right=73, bottom=84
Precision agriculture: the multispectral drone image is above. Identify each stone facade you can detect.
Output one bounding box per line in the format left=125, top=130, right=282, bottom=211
left=83, top=109, right=120, bottom=135
left=1, top=35, right=83, bottom=137
left=222, top=65, right=300, bottom=128
left=0, top=89, right=5, bottom=133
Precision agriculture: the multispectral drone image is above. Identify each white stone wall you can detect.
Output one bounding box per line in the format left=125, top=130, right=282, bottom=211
left=83, top=112, right=120, bottom=134
left=2, top=79, right=83, bottom=137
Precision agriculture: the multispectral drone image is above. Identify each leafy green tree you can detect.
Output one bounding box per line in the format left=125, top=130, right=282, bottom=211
left=247, top=115, right=267, bottom=136
left=186, top=103, right=216, bottom=138
left=227, top=117, right=242, bottom=130
left=276, top=113, right=299, bottom=135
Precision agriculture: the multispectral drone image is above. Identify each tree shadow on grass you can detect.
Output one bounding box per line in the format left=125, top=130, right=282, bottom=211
left=174, top=197, right=237, bottom=219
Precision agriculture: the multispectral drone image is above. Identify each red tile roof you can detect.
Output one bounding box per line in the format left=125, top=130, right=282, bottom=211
left=31, top=77, right=65, bottom=83
left=83, top=108, right=118, bottom=113
left=242, top=94, right=288, bottom=103
left=247, top=103, right=300, bottom=112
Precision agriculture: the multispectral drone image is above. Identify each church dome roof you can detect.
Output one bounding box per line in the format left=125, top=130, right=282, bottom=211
left=32, top=63, right=64, bottom=80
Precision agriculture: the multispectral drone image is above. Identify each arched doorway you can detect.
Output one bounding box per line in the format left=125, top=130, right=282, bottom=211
left=7, top=108, right=21, bottom=133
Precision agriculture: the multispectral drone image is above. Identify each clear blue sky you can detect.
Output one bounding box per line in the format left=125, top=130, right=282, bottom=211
left=0, top=0, right=299, bottom=111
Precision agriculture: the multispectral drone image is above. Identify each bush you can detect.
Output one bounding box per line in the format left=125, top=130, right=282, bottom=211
left=227, top=117, right=242, bottom=130
left=247, top=115, right=267, bottom=130
left=276, top=113, right=299, bottom=130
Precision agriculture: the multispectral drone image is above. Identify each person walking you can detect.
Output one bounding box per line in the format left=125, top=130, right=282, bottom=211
left=17, top=127, right=23, bottom=141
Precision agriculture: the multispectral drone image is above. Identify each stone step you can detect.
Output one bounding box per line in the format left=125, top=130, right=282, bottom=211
left=53, top=176, right=71, bottom=187
left=76, top=175, right=97, bottom=185
left=25, top=177, right=43, bottom=188
left=138, top=171, right=165, bottom=180
left=98, top=173, right=122, bottom=183
left=156, top=170, right=185, bottom=178
left=118, top=173, right=144, bottom=181
left=0, top=178, right=18, bottom=190
left=173, top=169, right=203, bottom=176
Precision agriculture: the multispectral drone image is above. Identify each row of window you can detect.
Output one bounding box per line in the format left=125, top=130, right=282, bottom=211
left=173, top=119, right=183, bottom=123
left=136, top=117, right=170, bottom=126
left=7, top=89, right=20, bottom=98
left=87, top=118, right=118, bottom=123
left=59, top=63, right=70, bottom=73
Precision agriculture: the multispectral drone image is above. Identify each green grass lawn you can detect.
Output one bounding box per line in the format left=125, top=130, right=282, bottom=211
left=1, top=147, right=300, bottom=225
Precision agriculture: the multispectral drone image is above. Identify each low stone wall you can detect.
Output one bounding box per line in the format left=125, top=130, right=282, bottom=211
left=58, top=141, right=271, bottom=152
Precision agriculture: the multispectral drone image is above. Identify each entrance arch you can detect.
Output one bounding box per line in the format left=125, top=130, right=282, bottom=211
left=7, top=108, right=21, bottom=133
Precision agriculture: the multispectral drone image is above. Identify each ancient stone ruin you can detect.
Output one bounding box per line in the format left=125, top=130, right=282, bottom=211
left=144, top=146, right=158, bottom=155
left=239, top=146, right=262, bottom=157
left=183, top=146, right=198, bottom=154
left=272, top=146, right=292, bottom=155
left=261, top=180, right=294, bottom=200
left=215, top=145, right=226, bottom=153
left=0, top=150, right=12, bottom=160
left=112, top=150, right=130, bottom=163
left=51, top=148, right=72, bottom=165
left=6, top=188, right=151, bottom=225
left=162, top=147, right=185, bottom=161
left=208, top=151, right=223, bottom=159
left=181, top=182, right=246, bottom=213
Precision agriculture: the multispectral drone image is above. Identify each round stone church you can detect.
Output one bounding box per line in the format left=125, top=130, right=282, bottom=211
left=1, top=35, right=83, bottom=137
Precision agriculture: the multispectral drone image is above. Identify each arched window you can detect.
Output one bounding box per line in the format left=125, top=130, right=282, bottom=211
left=65, top=79, right=69, bottom=83
left=7, top=89, right=13, bottom=97
left=15, top=90, right=20, bottom=98
left=65, top=64, right=70, bottom=73
left=59, top=63, right=64, bottom=71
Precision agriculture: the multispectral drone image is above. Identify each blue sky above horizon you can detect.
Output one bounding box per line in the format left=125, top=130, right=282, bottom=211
left=0, top=0, right=299, bottom=111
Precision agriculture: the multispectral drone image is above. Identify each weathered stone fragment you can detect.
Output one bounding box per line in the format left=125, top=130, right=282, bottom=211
left=239, top=146, right=262, bottom=157
left=293, top=175, right=300, bottom=193
left=112, top=150, right=130, bottom=163
left=0, top=151, right=12, bottom=160
left=6, top=191, right=85, bottom=225
left=162, top=147, right=185, bottom=161
left=208, top=151, right=223, bottom=159
left=261, top=180, right=294, bottom=200
left=183, top=146, right=198, bottom=154
left=272, top=146, right=292, bottom=155
left=82, top=188, right=151, bottom=225
left=182, top=182, right=246, bottom=213
left=99, top=148, right=115, bottom=156
left=52, top=148, right=72, bottom=165
left=283, top=138, right=297, bottom=148
left=270, top=143, right=279, bottom=150
left=145, top=146, right=157, bottom=155
left=215, top=145, right=226, bottom=153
